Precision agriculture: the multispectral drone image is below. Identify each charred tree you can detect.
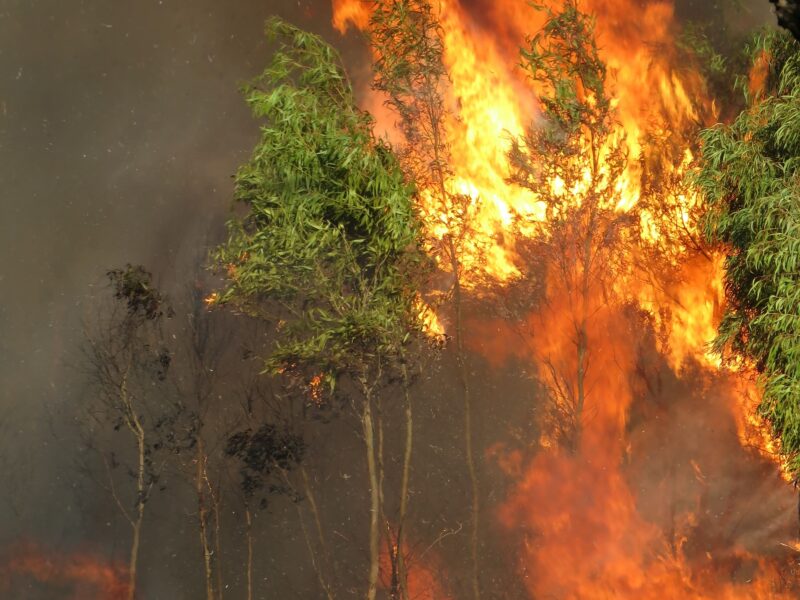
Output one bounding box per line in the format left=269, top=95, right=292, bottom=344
left=771, top=0, right=800, bottom=42
left=82, top=265, right=185, bottom=600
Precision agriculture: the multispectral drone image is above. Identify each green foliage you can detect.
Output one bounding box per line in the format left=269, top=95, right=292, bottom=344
left=696, top=30, right=800, bottom=473
left=677, top=24, right=728, bottom=79
left=520, top=0, right=614, bottom=146
left=737, top=29, right=800, bottom=103
left=370, top=0, right=448, bottom=189
left=213, top=18, right=426, bottom=381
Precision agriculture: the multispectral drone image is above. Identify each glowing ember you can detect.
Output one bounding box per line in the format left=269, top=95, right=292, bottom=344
left=308, top=373, right=324, bottom=405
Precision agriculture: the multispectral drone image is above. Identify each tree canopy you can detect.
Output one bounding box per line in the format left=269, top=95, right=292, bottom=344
left=212, top=18, right=426, bottom=381
left=696, top=30, right=800, bottom=473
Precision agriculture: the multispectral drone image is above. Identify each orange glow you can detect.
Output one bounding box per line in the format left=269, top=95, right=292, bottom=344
left=748, top=49, right=771, bottom=99
left=0, top=542, right=129, bottom=600
left=379, top=536, right=452, bottom=600
left=334, top=0, right=715, bottom=282
left=308, top=373, right=324, bottom=405
left=332, top=0, right=796, bottom=595
left=203, top=291, right=219, bottom=307
left=416, top=294, right=446, bottom=338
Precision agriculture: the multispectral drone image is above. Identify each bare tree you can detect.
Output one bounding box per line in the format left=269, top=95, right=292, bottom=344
left=83, top=265, right=184, bottom=600
left=173, top=281, right=233, bottom=600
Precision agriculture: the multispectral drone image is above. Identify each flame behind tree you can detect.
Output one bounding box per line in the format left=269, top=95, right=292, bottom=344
left=507, top=0, right=634, bottom=450
left=368, top=1, right=484, bottom=598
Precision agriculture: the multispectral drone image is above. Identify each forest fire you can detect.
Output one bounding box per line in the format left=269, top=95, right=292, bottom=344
left=379, top=539, right=452, bottom=600
left=334, top=0, right=714, bottom=281
left=0, top=542, right=129, bottom=599
left=333, top=0, right=799, bottom=597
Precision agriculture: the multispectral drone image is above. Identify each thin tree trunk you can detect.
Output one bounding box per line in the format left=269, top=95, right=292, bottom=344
left=128, top=508, right=143, bottom=600
left=284, top=469, right=335, bottom=600
left=208, top=483, right=224, bottom=600
left=575, top=318, right=587, bottom=445
left=128, top=425, right=146, bottom=600
left=362, top=389, right=381, bottom=600
left=396, top=365, right=413, bottom=600
left=245, top=506, right=254, bottom=600
left=300, top=465, right=332, bottom=575
left=196, top=441, right=215, bottom=600
left=449, top=247, right=481, bottom=600
left=574, top=203, right=596, bottom=447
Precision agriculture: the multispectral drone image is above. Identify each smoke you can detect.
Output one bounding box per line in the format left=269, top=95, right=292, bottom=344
left=0, top=1, right=361, bottom=596
left=0, top=0, right=792, bottom=598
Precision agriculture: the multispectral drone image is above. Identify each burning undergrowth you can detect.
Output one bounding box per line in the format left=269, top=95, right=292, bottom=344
left=479, top=300, right=798, bottom=598
left=0, top=541, right=129, bottom=600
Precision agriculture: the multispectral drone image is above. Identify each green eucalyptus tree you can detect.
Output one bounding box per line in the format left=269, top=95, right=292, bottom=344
left=212, top=18, right=426, bottom=600
left=696, top=30, right=800, bottom=474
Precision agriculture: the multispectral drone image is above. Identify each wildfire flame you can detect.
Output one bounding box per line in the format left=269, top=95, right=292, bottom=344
left=0, top=542, right=129, bottom=600
left=332, top=0, right=797, bottom=596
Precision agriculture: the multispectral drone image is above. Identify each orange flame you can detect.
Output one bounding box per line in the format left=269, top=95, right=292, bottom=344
left=378, top=535, right=452, bottom=599
left=332, top=0, right=796, bottom=595
left=0, top=541, right=129, bottom=600
left=334, top=0, right=714, bottom=282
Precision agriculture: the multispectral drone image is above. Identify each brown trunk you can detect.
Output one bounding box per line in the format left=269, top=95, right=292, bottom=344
left=449, top=245, right=481, bottom=600
left=128, top=422, right=146, bottom=600
left=128, top=510, right=142, bottom=600
left=210, top=486, right=223, bottom=600
left=574, top=198, right=597, bottom=447
left=396, top=365, right=413, bottom=600
left=286, top=468, right=335, bottom=600
left=300, top=465, right=332, bottom=575
left=362, top=389, right=381, bottom=600
left=245, top=506, right=254, bottom=600
left=196, top=441, right=215, bottom=600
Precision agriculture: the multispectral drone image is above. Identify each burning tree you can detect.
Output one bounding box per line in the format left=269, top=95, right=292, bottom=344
left=696, top=30, right=800, bottom=474
left=212, top=18, right=427, bottom=600
left=82, top=264, right=184, bottom=600
left=368, top=2, right=484, bottom=597
left=507, top=0, right=633, bottom=450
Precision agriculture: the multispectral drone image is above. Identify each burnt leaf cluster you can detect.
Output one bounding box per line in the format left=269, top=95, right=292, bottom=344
left=225, top=424, right=306, bottom=507
left=107, top=264, right=172, bottom=321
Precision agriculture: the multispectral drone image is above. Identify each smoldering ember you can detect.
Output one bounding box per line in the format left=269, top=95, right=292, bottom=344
left=4, top=0, right=800, bottom=598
